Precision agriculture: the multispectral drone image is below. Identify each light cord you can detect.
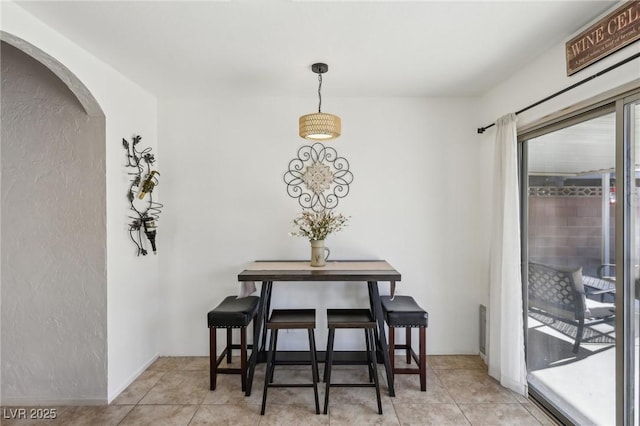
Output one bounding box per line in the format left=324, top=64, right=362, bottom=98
left=317, top=73, right=322, bottom=113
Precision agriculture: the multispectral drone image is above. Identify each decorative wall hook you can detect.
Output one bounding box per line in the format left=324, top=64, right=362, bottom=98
left=123, top=135, right=163, bottom=255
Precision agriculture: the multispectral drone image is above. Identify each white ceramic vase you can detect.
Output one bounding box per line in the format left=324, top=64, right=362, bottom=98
left=310, top=240, right=330, bottom=267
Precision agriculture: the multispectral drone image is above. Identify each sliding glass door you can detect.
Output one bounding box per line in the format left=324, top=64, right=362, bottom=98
left=525, top=110, right=617, bottom=425
left=521, top=90, right=639, bottom=425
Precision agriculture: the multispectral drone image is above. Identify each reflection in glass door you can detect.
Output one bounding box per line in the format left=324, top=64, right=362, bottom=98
left=525, top=111, right=617, bottom=425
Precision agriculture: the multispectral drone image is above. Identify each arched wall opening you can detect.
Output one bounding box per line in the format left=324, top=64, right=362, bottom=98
left=1, top=37, right=108, bottom=404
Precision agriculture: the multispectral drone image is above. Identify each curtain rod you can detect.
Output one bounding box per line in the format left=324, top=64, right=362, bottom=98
left=477, top=51, right=640, bottom=134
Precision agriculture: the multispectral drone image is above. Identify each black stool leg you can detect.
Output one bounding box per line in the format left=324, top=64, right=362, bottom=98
left=210, top=327, right=217, bottom=391
left=308, top=329, right=320, bottom=414
left=268, top=329, right=279, bottom=384
left=367, top=328, right=383, bottom=415
left=261, top=329, right=278, bottom=415
left=240, top=326, right=247, bottom=392
left=323, top=328, right=336, bottom=414
left=365, top=329, right=374, bottom=383
left=259, top=285, right=273, bottom=354
left=310, top=329, right=320, bottom=381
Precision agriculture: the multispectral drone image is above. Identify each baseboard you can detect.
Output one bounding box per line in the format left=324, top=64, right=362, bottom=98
left=1, top=397, right=105, bottom=406
left=107, top=353, right=159, bottom=404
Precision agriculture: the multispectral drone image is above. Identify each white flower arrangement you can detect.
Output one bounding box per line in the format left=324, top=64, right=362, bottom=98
left=289, top=210, right=349, bottom=241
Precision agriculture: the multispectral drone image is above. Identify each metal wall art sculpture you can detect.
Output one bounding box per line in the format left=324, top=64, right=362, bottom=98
left=284, top=143, right=353, bottom=212
left=123, top=135, right=163, bottom=255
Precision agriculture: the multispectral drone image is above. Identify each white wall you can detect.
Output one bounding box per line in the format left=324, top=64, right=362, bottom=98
left=159, top=96, right=484, bottom=355
left=1, top=3, right=159, bottom=402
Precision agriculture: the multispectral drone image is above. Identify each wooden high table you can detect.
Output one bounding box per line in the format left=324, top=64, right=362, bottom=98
left=237, top=260, right=401, bottom=397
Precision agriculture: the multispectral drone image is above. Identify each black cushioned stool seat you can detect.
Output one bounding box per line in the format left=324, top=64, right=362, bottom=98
left=381, top=295, right=428, bottom=391
left=323, top=309, right=382, bottom=415
left=261, top=309, right=320, bottom=415
left=207, top=295, right=260, bottom=392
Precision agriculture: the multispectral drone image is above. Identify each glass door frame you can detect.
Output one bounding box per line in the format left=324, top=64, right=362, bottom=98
left=518, top=87, right=640, bottom=425
left=616, top=92, right=639, bottom=425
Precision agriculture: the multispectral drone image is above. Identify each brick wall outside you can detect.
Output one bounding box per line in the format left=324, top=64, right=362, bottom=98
left=528, top=195, right=615, bottom=277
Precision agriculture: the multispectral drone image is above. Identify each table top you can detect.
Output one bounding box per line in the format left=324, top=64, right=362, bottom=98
left=237, top=260, right=401, bottom=282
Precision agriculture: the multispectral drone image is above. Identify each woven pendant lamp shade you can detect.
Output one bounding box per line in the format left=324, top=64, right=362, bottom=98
left=299, top=112, right=341, bottom=140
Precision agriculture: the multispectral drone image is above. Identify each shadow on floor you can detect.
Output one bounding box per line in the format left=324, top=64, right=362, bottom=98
left=527, top=321, right=614, bottom=372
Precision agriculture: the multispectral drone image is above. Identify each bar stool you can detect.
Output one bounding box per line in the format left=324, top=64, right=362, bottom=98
left=207, top=295, right=260, bottom=391
left=380, top=295, right=428, bottom=391
left=261, top=309, right=320, bottom=415
left=323, top=308, right=382, bottom=415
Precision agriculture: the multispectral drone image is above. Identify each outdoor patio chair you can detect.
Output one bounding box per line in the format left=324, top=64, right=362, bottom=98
left=597, top=263, right=640, bottom=300
left=582, top=274, right=616, bottom=302
left=527, top=262, right=615, bottom=353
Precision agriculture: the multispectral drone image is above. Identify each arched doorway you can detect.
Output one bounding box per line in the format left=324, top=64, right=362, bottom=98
left=1, top=36, right=108, bottom=404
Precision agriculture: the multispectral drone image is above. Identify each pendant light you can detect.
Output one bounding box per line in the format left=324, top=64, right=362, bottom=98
left=299, top=63, right=341, bottom=141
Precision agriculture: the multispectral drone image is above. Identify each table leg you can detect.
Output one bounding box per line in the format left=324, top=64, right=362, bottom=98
left=368, top=280, right=395, bottom=396
left=259, top=282, right=273, bottom=356
left=245, top=280, right=272, bottom=397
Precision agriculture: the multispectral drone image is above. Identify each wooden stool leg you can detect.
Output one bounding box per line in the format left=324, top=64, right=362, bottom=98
left=210, top=327, right=217, bottom=391
left=226, top=328, right=233, bottom=363
left=241, top=326, right=248, bottom=392
left=405, top=327, right=411, bottom=364
left=388, top=326, right=395, bottom=372
left=419, top=325, right=426, bottom=391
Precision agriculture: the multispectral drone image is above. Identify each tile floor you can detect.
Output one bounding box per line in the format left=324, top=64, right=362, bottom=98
left=2, top=355, right=558, bottom=425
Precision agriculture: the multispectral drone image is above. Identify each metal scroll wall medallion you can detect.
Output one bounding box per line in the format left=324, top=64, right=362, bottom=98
left=284, top=142, right=353, bottom=212
left=123, top=135, right=163, bottom=255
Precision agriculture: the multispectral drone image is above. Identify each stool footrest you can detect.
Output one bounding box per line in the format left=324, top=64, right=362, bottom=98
left=272, top=360, right=314, bottom=367
left=267, top=383, right=317, bottom=388
left=394, top=368, right=421, bottom=375
left=215, top=345, right=254, bottom=367
left=215, top=368, right=243, bottom=374
left=392, top=344, right=421, bottom=369
left=328, top=383, right=377, bottom=388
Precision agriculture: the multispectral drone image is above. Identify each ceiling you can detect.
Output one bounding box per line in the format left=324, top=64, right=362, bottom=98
left=12, top=0, right=617, bottom=99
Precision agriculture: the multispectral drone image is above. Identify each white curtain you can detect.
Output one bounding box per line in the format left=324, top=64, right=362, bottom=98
left=488, top=113, right=527, bottom=396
